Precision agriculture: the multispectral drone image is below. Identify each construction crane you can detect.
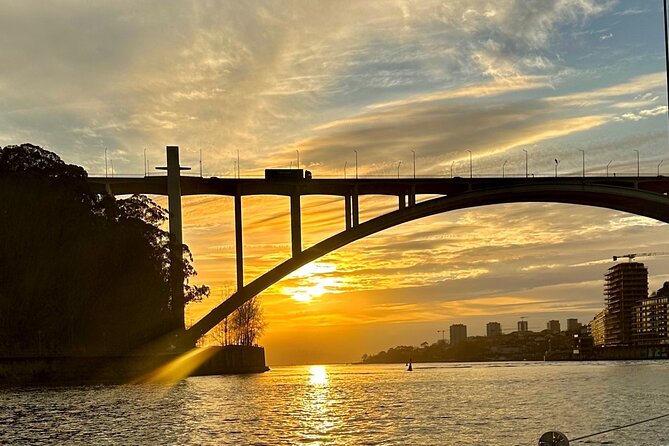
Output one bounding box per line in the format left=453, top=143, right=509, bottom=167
left=612, top=252, right=669, bottom=262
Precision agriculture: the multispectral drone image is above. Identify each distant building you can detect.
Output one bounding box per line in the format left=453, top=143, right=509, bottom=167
left=589, top=309, right=607, bottom=346
left=486, top=322, right=502, bottom=337
left=633, top=282, right=669, bottom=345
left=566, top=318, right=581, bottom=332
left=517, top=320, right=528, bottom=332
left=450, top=324, right=467, bottom=344
left=604, top=262, right=648, bottom=345
left=547, top=320, right=561, bottom=333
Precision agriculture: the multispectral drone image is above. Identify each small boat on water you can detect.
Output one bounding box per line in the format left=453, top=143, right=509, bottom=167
left=406, top=360, right=413, bottom=372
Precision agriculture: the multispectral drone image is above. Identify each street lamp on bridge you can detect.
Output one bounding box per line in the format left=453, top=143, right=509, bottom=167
left=397, top=161, right=402, bottom=178
left=659, top=160, right=664, bottom=176
left=607, top=160, right=612, bottom=177
left=412, top=150, right=416, bottom=178
left=522, top=148, right=528, bottom=178
left=354, top=150, right=358, bottom=179
left=578, top=149, right=585, bottom=177
left=467, top=150, right=473, bottom=178
left=450, top=161, right=454, bottom=178
left=502, top=159, right=508, bottom=178
left=554, top=158, right=560, bottom=178
left=634, top=149, right=640, bottom=177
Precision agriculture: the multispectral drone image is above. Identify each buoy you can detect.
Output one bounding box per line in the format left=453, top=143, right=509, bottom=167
left=538, top=431, right=569, bottom=446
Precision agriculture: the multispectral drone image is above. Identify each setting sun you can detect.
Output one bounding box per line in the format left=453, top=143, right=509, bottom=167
left=282, top=262, right=344, bottom=303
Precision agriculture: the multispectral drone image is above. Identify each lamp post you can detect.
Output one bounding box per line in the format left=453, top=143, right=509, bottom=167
left=397, top=161, right=402, bottom=178
left=344, top=161, right=347, bottom=179
left=411, top=150, right=416, bottom=178
left=502, top=159, right=508, bottom=178
left=522, top=149, right=528, bottom=178
left=104, top=147, right=108, bottom=178
left=634, top=149, right=640, bottom=177
left=554, top=158, right=559, bottom=177
left=659, top=160, right=664, bottom=176
left=606, top=160, right=612, bottom=177
left=467, top=150, right=472, bottom=178
left=354, top=150, right=358, bottom=179
left=578, top=149, right=585, bottom=177
left=451, top=161, right=455, bottom=178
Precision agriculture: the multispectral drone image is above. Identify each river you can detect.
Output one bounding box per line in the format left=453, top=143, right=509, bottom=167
left=1, top=361, right=669, bottom=445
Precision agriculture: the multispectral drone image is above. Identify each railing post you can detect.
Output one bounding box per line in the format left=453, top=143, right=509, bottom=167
left=290, top=192, right=302, bottom=257
left=235, top=193, right=244, bottom=290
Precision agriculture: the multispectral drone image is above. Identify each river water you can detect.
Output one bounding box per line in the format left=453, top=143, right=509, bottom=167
left=1, top=361, right=669, bottom=445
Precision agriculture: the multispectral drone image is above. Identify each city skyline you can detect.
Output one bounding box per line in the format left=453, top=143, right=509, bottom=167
left=5, top=1, right=669, bottom=364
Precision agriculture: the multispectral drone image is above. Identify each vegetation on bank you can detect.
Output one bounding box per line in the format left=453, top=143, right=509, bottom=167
left=0, top=144, right=210, bottom=357
left=362, top=331, right=575, bottom=363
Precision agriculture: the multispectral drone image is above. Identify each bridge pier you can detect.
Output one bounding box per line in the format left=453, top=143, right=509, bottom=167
left=235, top=193, right=244, bottom=290
left=290, top=192, right=302, bottom=257
left=408, top=185, right=416, bottom=206
left=352, top=186, right=360, bottom=227
left=399, top=194, right=406, bottom=209
left=345, top=195, right=352, bottom=230
left=163, top=146, right=186, bottom=330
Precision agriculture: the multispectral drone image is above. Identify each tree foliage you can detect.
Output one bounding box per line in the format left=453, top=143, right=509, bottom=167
left=229, top=296, right=265, bottom=346
left=0, top=144, right=209, bottom=357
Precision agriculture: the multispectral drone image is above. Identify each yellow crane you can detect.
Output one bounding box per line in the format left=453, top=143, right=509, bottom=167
left=612, top=252, right=669, bottom=262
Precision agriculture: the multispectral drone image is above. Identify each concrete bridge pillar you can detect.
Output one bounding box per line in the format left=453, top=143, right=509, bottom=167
left=408, top=184, right=416, bottom=206
left=163, top=146, right=187, bottom=330
left=235, top=193, right=244, bottom=290
left=399, top=194, right=406, bottom=209
left=352, top=186, right=360, bottom=227
left=345, top=195, right=352, bottom=230
left=290, top=192, right=302, bottom=257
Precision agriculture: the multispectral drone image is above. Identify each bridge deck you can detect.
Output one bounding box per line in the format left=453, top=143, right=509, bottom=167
left=87, top=176, right=669, bottom=197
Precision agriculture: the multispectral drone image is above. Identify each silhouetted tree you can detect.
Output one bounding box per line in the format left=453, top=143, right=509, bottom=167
left=0, top=143, right=209, bottom=357
left=229, top=296, right=265, bottom=346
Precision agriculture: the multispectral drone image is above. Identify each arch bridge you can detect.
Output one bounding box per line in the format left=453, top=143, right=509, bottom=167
left=87, top=146, right=669, bottom=348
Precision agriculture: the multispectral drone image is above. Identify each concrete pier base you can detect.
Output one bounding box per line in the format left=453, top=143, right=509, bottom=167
left=0, top=346, right=268, bottom=386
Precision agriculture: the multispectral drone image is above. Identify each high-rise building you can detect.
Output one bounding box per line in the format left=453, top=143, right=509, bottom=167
left=566, top=318, right=581, bottom=332
left=604, top=262, right=648, bottom=345
left=486, top=322, right=502, bottom=337
left=517, top=320, right=528, bottom=332
left=633, top=282, right=669, bottom=345
left=450, top=324, right=467, bottom=344
left=589, top=309, right=607, bottom=346
left=546, top=320, right=561, bottom=333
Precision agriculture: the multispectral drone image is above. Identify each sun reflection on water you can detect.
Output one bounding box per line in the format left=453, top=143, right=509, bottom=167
left=308, top=365, right=328, bottom=386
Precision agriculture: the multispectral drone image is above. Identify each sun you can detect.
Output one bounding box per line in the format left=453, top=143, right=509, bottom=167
left=282, top=262, right=344, bottom=303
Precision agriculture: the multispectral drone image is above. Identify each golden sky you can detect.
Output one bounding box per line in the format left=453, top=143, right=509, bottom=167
left=3, top=1, right=669, bottom=364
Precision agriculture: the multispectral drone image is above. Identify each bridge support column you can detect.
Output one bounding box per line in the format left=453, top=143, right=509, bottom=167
left=398, top=194, right=406, bottom=209
left=408, top=185, right=416, bottom=206
left=165, top=146, right=185, bottom=330
left=235, top=194, right=244, bottom=290
left=345, top=195, right=352, bottom=230
left=290, top=193, right=302, bottom=257
left=352, top=187, right=360, bottom=227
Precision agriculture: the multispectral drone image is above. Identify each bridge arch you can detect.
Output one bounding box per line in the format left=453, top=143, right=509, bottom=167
left=186, top=182, right=669, bottom=342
